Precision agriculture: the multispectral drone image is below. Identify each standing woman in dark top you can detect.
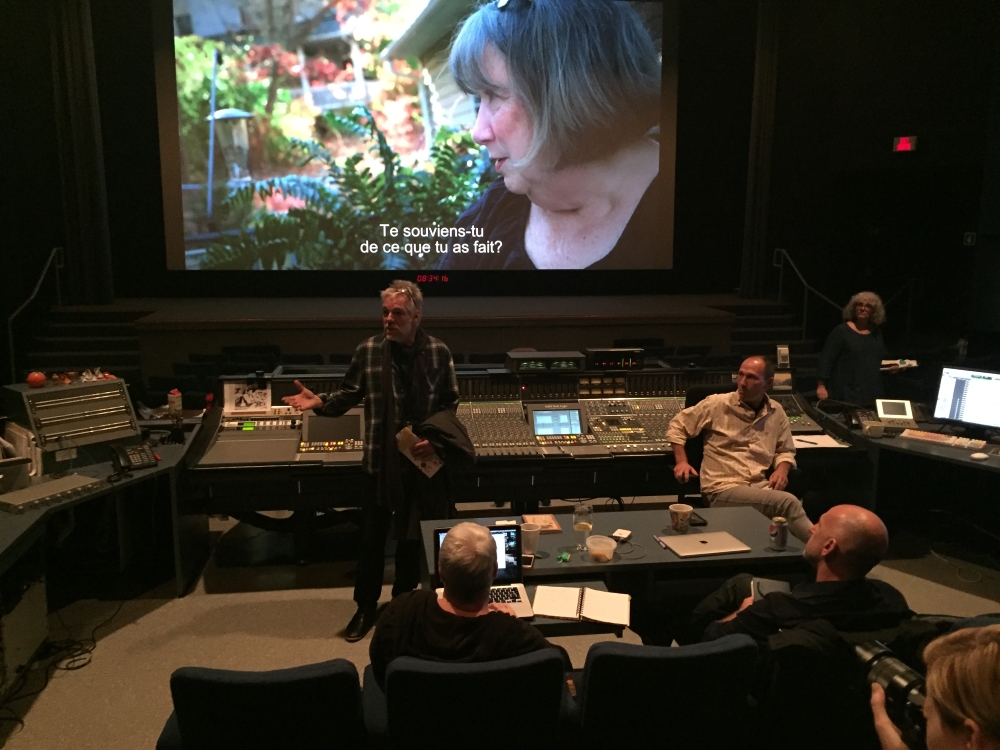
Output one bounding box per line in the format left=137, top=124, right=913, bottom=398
left=436, top=0, right=665, bottom=270
left=816, top=291, right=888, bottom=405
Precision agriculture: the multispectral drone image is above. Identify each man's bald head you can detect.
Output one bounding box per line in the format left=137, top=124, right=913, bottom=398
left=803, top=505, right=889, bottom=580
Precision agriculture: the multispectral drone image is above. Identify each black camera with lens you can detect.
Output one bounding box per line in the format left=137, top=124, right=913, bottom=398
left=856, top=641, right=927, bottom=750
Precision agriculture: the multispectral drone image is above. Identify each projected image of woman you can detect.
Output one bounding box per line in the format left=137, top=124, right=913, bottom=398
left=436, top=0, right=664, bottom=270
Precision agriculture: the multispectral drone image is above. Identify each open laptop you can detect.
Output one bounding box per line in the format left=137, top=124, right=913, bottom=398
left=661, top=531, right=751, bottom=558
left=433, top=524, right=534, bottom=618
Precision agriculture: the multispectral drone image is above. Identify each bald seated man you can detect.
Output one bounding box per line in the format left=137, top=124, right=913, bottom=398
left=690, top=505, right=913, bottom=644
left=668, top=355, right=813, bottom=542
left=368, top=523, right=569, bottom=689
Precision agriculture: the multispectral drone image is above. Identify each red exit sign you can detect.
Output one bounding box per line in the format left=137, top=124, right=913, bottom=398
left=893, top=136, right=917, bottom=152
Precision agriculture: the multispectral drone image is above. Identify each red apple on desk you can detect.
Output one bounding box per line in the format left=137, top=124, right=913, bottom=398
left=25, top=372, right=46, bottom=388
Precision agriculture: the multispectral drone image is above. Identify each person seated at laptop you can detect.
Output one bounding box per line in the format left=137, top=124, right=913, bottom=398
left=368, top=522, right=568, bottom=689
left=667, top=354, right=814, bottom=542
left=688, top=505, right=912, bottom=644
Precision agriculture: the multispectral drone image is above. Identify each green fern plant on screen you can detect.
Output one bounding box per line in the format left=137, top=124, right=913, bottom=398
left=200, top=108, right=493, bottom=270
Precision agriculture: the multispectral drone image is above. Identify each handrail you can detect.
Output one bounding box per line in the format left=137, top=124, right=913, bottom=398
left=774, top=248, right=915, bottom=343
left=7, top=247, right=64, bottom=383
left=773, top=248, right=841, bottom=341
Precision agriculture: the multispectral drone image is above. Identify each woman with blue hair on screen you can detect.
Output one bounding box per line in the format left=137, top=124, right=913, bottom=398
left=436, top=0, right=664, bottom=270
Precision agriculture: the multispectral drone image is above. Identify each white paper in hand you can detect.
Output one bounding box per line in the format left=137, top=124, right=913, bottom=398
left=396, top=426, right=442, bottom=478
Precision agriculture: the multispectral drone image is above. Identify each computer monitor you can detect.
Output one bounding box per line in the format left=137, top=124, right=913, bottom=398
left=531, top=409, right=582, bottom=436
left=933, top=367, right=1000, bottom=429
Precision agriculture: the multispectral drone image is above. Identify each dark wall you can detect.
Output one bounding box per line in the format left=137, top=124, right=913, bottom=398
left=765, top=0, right=997, bottom=335
left=0, top=2, right=65, bottom=377
left=673, top=0, right=757, bottom=293
left=3, top=0, right=997, bottom=326
left=90, top=0, right=167, bottom=295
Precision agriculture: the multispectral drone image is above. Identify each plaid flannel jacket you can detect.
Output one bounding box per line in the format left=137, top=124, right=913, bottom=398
left=316, top=333, right=459, bottom=474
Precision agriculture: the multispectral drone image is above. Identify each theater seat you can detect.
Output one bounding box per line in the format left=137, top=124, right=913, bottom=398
left=156, top=658, right=365, bottom=750
left=573, top=636, right=758, bottom=749
left=363, top=650, right=569, bottom=749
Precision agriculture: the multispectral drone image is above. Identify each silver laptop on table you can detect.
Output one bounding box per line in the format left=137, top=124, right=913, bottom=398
left=662, top=531, right=751, bottom=558
left=433, top=524, right=534, bottom=618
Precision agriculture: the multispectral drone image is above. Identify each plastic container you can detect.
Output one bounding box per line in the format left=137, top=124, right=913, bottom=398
left=586, top=535, right=616, bottom=562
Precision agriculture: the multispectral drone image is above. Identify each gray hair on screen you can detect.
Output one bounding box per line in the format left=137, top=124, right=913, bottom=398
left=450, top=0, right=661, bottom=170
left=380, top=280, right=423, bottom=313
left=438, top=522, right=497, bottom=606
left=842, top=291, right=886, bottom=326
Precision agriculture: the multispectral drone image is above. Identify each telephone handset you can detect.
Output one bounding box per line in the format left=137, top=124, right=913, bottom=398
left=111, top=443, right=158, bottom=472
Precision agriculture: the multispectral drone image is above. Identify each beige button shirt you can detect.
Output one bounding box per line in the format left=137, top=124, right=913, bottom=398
left=666, top=392, right=797, bottom=495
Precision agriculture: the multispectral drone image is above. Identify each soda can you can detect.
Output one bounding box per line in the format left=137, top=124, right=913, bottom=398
left=769, top=516, right=788, bottom=551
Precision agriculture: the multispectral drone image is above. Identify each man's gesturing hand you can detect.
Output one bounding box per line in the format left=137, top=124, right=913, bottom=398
left=673, top=461, right=699, bottom=483
left=281, top=379, right=324, bottom=412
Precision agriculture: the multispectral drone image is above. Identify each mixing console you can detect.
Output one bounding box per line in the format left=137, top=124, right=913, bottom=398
left=535, top=434, right=599, bottom=446
left=222, top=417, right=300, bottom=431
left=458, top=402, right=541, bottom=457
left=299, top=439, right=363, bottom=452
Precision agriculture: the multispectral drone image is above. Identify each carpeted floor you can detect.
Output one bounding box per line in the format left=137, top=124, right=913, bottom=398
left=1, top=505, right=997, bottom=750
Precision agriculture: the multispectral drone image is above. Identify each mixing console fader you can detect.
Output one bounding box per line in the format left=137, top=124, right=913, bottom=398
left=458, top=402, right=541, bottom=458
left=577, top=398, right=684, bottom=453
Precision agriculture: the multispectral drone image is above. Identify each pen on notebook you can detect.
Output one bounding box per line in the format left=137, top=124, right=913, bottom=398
left=798, top=439, right=818, bottom=445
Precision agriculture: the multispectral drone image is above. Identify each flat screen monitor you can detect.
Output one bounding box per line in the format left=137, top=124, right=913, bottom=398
left=532, top=409, right=582, bottom=436
left=933, top=367, right=1000, bottom=429
left=876, top=399, right=913, bottom=420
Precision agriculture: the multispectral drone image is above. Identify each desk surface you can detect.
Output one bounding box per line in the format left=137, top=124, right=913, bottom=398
left=0, top=430, right=196, bottom=578
left=422, top=507, right=803, bottom=580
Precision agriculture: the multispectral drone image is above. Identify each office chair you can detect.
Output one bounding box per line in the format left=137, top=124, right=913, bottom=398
left=363, top=650, right=569, bottom=749
left=156, top=658, right=365, bottom=750
left=574, top=636, right=758, bottom=750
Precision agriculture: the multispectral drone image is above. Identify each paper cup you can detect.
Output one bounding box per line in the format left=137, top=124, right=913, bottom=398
left=521, top=523, right=541, bottom=556
left=669, top=503, right=693, bottom=534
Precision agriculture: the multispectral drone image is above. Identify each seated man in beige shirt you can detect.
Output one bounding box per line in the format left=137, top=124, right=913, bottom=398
left=666, top=355, right=813, bottom=542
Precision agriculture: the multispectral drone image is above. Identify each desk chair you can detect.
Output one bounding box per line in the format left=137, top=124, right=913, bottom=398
left=362, top=650, right=569, bottom=749
left=676, top=383, right=736, bottom=506
left=573, top=636, right=758, bottom=749
left=156, top=658, right=365, bottom=750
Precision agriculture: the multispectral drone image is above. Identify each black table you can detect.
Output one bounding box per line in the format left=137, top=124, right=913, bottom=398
left=0, top=426, right=209, bottom=596
left=422, top=507, right=806, bottom=584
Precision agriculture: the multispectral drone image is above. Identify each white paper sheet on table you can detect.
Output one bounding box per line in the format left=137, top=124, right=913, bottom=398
left=793, top=434, right=848, bottom=449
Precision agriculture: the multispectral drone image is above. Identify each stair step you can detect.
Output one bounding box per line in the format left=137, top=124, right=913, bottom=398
left=47, top=309, right=150, bottom=325
left=734, top=314, right=799, bottom=327
left=24, top=350, right=141, bottom=367
left=732, top=327, right=806, bottom=342
left=32, top=336, right=139, bottom=353
left=711, top=303, right=795, bottom=317
left=48, top=321, right=138, bottom=337
left=731, top=340, right=817, bottom=355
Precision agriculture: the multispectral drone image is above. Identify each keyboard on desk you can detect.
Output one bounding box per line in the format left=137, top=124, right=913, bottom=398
left=0, top=474, right=104, bottom=514
left=898, top=429, right=986, bottom=450
left=489, top=585, right=523, bottom=604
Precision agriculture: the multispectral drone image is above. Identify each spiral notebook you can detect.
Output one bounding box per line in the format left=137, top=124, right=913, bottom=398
left=531, top=586, right=630, bottom=626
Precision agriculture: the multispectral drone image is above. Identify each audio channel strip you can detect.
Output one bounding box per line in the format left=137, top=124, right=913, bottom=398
left=483, top=398, right=687, bottom=458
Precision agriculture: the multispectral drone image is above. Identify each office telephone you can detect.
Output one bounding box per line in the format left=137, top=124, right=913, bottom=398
left=111, top=443, right=158, bottom=471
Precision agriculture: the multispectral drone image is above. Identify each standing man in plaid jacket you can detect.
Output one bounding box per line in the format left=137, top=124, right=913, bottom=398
left=283, top=280, right=460, bottom=641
